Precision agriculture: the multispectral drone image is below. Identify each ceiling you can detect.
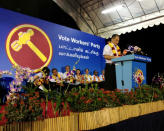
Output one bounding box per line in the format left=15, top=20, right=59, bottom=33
left=53, top=0, right=164, bottom=38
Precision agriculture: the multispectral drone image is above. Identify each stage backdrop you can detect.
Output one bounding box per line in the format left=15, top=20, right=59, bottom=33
left=0, top=8, right=105, bottom=75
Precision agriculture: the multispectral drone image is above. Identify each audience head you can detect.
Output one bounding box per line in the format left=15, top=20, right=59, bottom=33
left=52, top=68, right=58, bottom=76
left=76, top=69, right=81, bottom=75
left=85, top=68, right=89, bottom=74
left=65, top=65, right=70, bottom=72
left=41, top=67, right=106, bottom=77
left=42, top=67, right=50, bottom=76
left=93, top=70, right=98, bottom=76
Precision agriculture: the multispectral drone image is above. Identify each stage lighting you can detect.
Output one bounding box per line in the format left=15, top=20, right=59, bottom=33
left=101, top=5, right=123, bottom=14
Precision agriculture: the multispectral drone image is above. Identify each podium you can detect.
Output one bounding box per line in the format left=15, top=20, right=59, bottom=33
left=112, top=54, right=151, bottom=91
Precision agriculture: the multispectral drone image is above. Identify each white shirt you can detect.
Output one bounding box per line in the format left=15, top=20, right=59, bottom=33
left=63, top=72, right=73, bottom=79
left=75, top=75, right=82, bottom=85
left=92, top=75, right=100, bottom=82
left=99, top=75, right=105, bottom=81
left=30, top=72, right=43, bottom=82
left=103, top=43, right=119, bottom=63
left=84, top=74, right=92, bottom=82
left=49, top=73, right=62, bottom=83
left=35, top=72, right=43, bottom=78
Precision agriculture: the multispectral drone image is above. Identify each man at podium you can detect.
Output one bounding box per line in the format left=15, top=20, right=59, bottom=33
left=103, top=34, right=123, bottom=90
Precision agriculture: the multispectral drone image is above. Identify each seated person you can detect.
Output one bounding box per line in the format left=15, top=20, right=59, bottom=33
left=49, top=68, right=63, bottom=88
left=49, top=68, right=62, bottom=83
left=83, top=68, right=92, bottom=84
left=92, top=70, right=101, bottom=83
left=63, top=65, right=75, bottom=83
left=32, top=67, right=50, bottom=94
left=75, top=69, right=82, bottom=85
left=33, top=67, right=50, bottom=85
left=99, top=70, right=105, bottom=82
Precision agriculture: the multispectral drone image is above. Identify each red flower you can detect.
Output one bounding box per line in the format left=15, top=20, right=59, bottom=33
left=20, top=100, right=24, bottom=105
left=116, top=89, right=121, bottom=92
left=29, top=106, right=32, bottom=110
left=32, top=96, right=37, bottom=100
left=100, top=88, right=104, bottom=92
left=124, top=89, right=129, bottom=92
left=154, top=93, right=158, bottom=98
left=2, top=110, right=8, bottom=114
left=80, top=96, right=86, bottom=100
left=14, top=103, right=17, bottom=107
left=25, top=94, right=30, bottom=97
left=21, top=93, right=25, bottom=96
left=29, top=97, right=33, bottom=100
left=98, top=98, right=101, bottom=101
left=61, top=102, right=69, bottom=109
left=103, top=90, right=110, bottom=94
left=35, top=92, right=39, bottom=97
left=72, top=93, right=79, bottom=96
left=84, top=99, right=92, bottom=104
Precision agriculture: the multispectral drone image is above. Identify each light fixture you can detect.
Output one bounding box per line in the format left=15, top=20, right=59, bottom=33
left=101, top=5, right=123, bottom=14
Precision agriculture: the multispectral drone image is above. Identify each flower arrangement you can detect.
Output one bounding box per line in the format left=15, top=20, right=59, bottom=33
left=5, top=92, right=43, bottom=123
left=64, top=84, right=164, bottom=112
left=3, top=66, right=45, bottom=123
left=65, top=84, right=107, bottom=112
left=133, top=69, right=145, bottom=86
left=6, top=66, right=34, bottom=100
left=152, top=73, right=164, bottom=88
left=12, top=65, right=33, bottom=85
left=2, top=65, right=164, bottom=124
left=2, top=82, right=164, bottom=124
left=124, top=45, right=144, bottom=55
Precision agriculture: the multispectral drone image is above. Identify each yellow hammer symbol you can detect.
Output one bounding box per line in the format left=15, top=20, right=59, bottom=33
left=11, top=29, right=47, bottom=62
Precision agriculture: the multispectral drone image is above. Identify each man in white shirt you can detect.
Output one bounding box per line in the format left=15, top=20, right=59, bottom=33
left=83, top=68, right=92, bottom=84
left=63, top=65, right=75, bottom=83
left=92, top=70, right=100, bottom=82
left=33, top=67, right=50, bottom=82
left=103, top=34, right=122, bottom=90
left=49, top=68, right=62, bottom=83
left=99, top=70, right=105, bottom=81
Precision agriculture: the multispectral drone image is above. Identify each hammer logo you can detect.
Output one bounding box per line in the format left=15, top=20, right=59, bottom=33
left=6, top=24, right=53, bottom=71
left=11, top=29, right=47, bottom=62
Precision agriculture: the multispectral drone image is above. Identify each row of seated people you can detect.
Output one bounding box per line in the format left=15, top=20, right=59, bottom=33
left=33, top=66, right=105, bottom=87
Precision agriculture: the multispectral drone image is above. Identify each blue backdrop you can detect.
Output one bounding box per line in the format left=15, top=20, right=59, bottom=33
left=0, top=8, right=105, bottom=75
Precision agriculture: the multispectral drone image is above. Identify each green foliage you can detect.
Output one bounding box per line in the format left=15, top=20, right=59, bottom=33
left=22, top=82, right=38, bottom=94
left=65, top=84, right=107, bottom=112
left=5, top=82, right=164, bottom=123
left=65, top=84, right=164, bottom=112
left=5, top=92, right=43, bottom=123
